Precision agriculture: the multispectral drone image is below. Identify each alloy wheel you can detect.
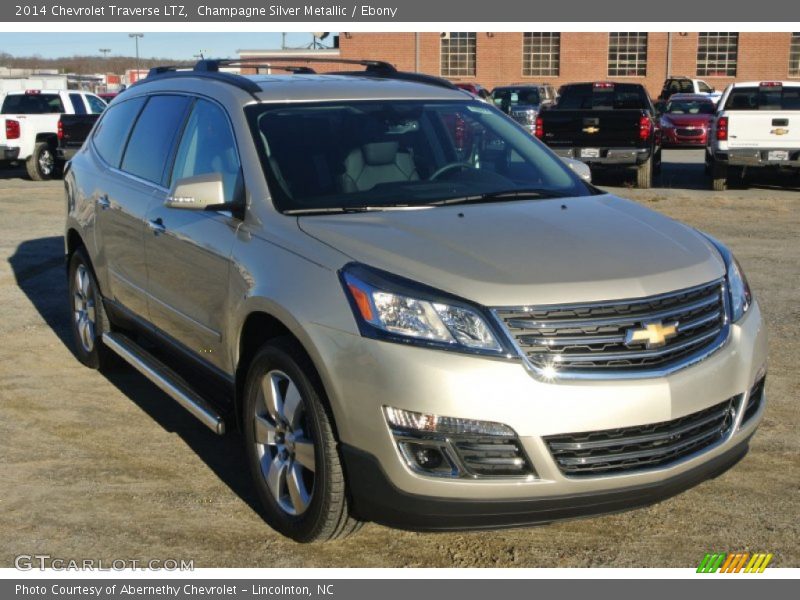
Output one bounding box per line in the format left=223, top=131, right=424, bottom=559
left=72, top=264, right=96, bottom=353
left=253, top=369, right=316, bottom=516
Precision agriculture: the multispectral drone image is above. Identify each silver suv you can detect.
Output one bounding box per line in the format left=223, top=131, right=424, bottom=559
left=64, top=59, right=767, bottom=543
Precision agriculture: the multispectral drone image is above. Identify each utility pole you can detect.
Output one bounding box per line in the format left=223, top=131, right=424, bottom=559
left=128, top=33, right=143, bottom=81
left=99, top=48, right=110, bottom=59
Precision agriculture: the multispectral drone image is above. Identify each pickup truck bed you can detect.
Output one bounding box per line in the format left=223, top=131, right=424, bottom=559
left=57, top=114, right=100, bottom=161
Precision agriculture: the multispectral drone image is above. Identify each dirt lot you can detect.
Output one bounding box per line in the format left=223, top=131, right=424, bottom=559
left=1, top=150, right=798, bottom=568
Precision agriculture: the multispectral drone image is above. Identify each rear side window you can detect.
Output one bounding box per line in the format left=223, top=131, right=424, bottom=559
left=92, top=96, right=146, bottom=167
left=1, top=93, right=65, bottom=114
left=556, top=84, right=649, bottom=110
left=121, top=95, right=191, bottom=185
left=170, top=99, right=242, bottom=203
left=69, top=93, right=87, bottom=115
left=86, top=95, right=107, bottom=114
left=724, top=86, right=800, bottom=111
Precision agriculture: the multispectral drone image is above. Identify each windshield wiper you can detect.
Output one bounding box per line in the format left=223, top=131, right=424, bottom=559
left=431, top=188, right=568, bottom=207
left=284, top=204, right=421, bottom=216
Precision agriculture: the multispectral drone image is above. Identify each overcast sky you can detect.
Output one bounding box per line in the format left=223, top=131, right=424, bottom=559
left=0, top=32, right=333, bottom=59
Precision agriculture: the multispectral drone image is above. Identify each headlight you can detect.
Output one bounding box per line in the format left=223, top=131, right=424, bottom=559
left=701, top=234, right=752, bottom=322
left=341, top=263, right=510, bottom=355
left=727, top=256, right=752, bottom=321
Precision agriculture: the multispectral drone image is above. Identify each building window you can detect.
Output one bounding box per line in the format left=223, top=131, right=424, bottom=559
left=697, top=33, right=739, bottom=77
left=441, top=32, right=476, bottom=77
left=790, top=33, right=800, bottom=77
left=523, top=33, right=560, bottom=77
left=608, top=33, right=648, bottom=77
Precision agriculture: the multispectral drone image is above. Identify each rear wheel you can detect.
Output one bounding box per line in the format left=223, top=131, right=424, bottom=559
left=711, top=161, right=727, bottom=191
left=26, top=142, right=59, bottom=181
left=68, top=249, right=115, bottom=369
left=243, top=338, right=362, bottom=542
left=636, top=156, right=653, bottom=188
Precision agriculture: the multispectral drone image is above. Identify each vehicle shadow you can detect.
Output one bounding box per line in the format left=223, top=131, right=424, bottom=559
left=0, top=164, right=28, bottom=180
left=7, top=236, right=264, bottom=518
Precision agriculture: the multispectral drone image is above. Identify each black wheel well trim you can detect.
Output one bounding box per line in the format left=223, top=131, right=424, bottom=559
left=35, top=133, right=58, bottom=147
left=233, top=311, right=339, bottom=438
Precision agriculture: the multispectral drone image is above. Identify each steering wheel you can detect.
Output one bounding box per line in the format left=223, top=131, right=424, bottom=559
left=429, top=162, right=476, bottom=181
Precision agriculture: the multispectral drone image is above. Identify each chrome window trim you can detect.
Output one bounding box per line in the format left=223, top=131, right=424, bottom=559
left=491, top=278, right=732, bottom=381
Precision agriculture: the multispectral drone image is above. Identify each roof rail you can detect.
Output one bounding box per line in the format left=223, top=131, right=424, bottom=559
left=134, top=57, right=461, bottom=95
left=195, top=57, right=397, bottom=73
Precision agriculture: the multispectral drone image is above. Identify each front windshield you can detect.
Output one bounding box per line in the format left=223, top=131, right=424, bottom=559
left=665, top=100, right=715, bottom=115
left=246, top=100, right=592, bottom=213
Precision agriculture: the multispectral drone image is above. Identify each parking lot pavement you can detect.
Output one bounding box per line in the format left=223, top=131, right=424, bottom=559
left=0, top=155, right=798, bottom=567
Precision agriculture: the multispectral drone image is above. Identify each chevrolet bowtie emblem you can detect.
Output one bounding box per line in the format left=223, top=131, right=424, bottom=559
left=624, top=321, right=679, bottom=349
left=583, top=126, right=600, bottom=134
left=770, top=128, right=789, bottom=136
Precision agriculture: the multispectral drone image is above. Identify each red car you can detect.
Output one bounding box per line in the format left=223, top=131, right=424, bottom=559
left=658, top=93, right=717, bottom=147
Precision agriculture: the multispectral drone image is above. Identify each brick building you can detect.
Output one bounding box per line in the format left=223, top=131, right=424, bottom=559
left=240, top=32, right=800, bottom=97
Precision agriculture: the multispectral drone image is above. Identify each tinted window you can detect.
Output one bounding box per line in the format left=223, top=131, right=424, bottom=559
left=556, top=84, right=649, bottom=110
left=86, top=95, right=107, bottom=114
left=723, top=86, right=800, bottom=111
left=121, top=95, right=191, bottom=185
left=1, top=93, right=65, bottom=114
left=69, top=93, right=87, bottom=115
left=697, top=81, right=713, bottom=93
left=170, top=99, right=242, bottom=203
left=92, top=96, right=146, bottom=167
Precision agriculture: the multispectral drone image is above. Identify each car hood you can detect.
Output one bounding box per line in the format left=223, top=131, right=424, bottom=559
left=297, top=194, right=725, bottom=307
left=663, top=114, right=713, bottom=126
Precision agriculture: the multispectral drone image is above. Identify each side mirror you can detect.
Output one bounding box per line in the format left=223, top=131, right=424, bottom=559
left=561, top=157, right=592, bottom=183
left=165, top=172, right=226, bottom=210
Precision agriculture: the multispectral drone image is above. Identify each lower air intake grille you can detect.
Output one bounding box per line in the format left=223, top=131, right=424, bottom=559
left=742, top=376, right=766, bottom=424
left=544, top=398, right=737, bottom=477
left=451, top=437, right=531, bottom=477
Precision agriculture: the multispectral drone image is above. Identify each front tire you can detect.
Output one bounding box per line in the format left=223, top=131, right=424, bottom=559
left=68, top=249, right=115, bottom=370
left=243, top=338, right=361, bottom=542
left=26, top=142, right=59, bottom=181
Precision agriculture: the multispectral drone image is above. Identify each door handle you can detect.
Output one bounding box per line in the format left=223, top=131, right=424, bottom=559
left=147, top=218, right=166, bottom=235
left=97, top=195, right=110, bottom=210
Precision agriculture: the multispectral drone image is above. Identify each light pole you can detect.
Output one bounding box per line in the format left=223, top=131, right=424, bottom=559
left=129, top=33, right=143, bottom=81
left=99, top=48, right=110, bottom=59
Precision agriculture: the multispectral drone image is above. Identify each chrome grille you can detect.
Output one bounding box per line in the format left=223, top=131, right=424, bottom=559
left=495, top=279, right=728, bottom=376
left=676, top=127, right=704, bottom=137
left=544, top=398, right=737, bottom=477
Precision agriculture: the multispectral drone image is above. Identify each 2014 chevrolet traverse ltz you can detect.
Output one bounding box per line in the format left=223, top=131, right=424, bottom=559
left=64, top=59, right=767, bottom=542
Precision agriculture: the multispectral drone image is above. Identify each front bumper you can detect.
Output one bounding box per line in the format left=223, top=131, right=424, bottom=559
left=713, top=147, right=800, bottom=168
left=311, top=300, right=767, bottom=526
left=551, top=146, right=653, bottom=166
left=1, top=145, right=20, bottom=161
left=662, top=127, right=708, bottom=147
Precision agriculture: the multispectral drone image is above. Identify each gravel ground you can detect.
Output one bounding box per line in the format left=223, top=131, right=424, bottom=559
left=0, top=149, right=798, bottom=568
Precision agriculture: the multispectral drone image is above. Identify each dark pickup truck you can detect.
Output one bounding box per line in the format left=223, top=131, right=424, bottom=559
left=56, top=113, right=100, bottom=162
left=536, top=82, right=662, bottom=188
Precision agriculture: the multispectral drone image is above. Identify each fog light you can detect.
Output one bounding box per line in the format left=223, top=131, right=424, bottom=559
left=398, top=441, right=455, bottom=476
left=412, top=446, right=444, bottom=469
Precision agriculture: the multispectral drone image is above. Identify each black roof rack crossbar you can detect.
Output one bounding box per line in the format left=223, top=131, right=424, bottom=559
left=195, top=57, right=397, bottom=73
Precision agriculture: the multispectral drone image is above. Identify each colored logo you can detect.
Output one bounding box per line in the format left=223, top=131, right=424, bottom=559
left=582, top=126, right=600, bottom=134
left=770, top=128, right=789, bottom=136
left=697, top=552, right=774, bottom=573
left=624, top=321, right=679, bottom=349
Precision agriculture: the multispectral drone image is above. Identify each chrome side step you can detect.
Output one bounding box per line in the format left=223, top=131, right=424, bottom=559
left=102, top=332, right=226, bottom=435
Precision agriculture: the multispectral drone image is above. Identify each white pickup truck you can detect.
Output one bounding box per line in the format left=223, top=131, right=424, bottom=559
left=707, top=81, right=800, bottom=191
left=0, top=89, right=106, bottom=180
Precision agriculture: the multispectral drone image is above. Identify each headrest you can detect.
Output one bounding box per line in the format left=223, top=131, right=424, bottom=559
left=362, top=141, right=400, bottom=166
